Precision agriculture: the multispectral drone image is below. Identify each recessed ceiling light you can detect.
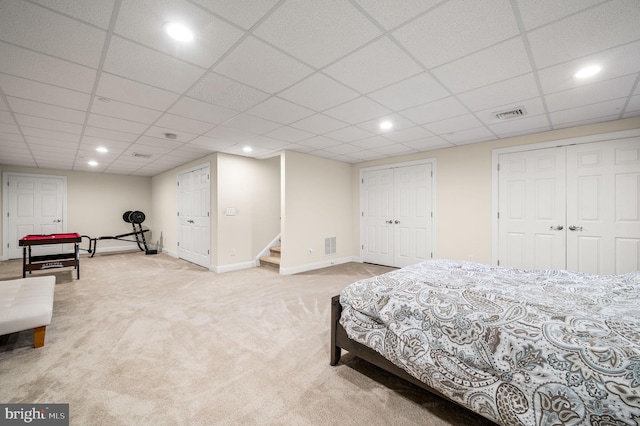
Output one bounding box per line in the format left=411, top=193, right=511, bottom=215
left=379, top=120, right=393, bottom=131
left=243, top=146, right=253, bottom=153
left=164, top=22, right=194, bottom=42
left=574, top=65, right=602, bottom=79
left=96, top=147, right=108, bottom=153
left=88, top=160, right=98, bottom=167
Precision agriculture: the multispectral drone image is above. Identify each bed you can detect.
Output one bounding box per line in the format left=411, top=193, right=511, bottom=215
left=330, top=259, right=640, bottom=426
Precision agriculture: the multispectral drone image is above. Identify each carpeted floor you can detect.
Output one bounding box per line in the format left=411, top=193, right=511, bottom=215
left=0, top=252, right=495, bottom=425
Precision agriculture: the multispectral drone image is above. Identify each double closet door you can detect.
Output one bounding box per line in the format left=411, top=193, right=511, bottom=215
left=498, top=137, right=640, bottom=274
left=361, top=163, right=433, bottom=268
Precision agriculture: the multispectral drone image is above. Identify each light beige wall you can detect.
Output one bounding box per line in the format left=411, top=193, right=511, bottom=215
left=216, top=153, right=280, bottom=266
left=0, top=166, right=151, bottom=258
left=150, top=153, right=279, bottom=269
left=281, top=151, right=353, bottom=272
left=353, top=117, right=640, bottom=264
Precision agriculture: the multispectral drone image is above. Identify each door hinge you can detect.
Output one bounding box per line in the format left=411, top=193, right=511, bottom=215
left=208, top=212, right=210, bottom=217
left=361, top=211, right=364, bottom=216
left=497, top=259, right=500, bottom=266
left=430, top=252, right=433, bottom=258
left=177, top=181, right=179, bottom=186
left=361, top=245, right=364, bottom=250
left=430, top=211, right=433, bottom=218
left=497, top=163, right=500, bottom=171
left=430, top=170, right=433, bottom=177
left=497, top=212, right=500, bottom=219
left=361, top=178, right=364, bottom=184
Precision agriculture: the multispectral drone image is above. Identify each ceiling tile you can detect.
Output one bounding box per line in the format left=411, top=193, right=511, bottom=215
left=263, top=126, right=314, bottom=143
left=384, top=126, right=433, bottom=143
left=8, top=97, right=86, bottom=124
left=350, top=135, right=395, bottom=149
left=30, top=0, right=116, bottom=29
left=84, top=126, right=139, bottom=142
left=214, top=36, right=313, bottom=94
left=205, top=126, right=253, bottom=143
left=87, top=113, right=148, bottom=135
left=0, top=122, right=20, bottom=135
left=549, top=98, right=627, bottom=126
left=528, top=0, right=640, bottom=68
left=423, top=114, right=484, bottom=135
left=80, top=137, right=132, bottom=151
left=626, top=95, right=640, bottom=113
left=222, top=113, right=281, bottom=135
left=115, top=0, right=244, bottom=69
left=400, top=96, right=468, bottom=124
left=190, top=0, right=280, bottom=30
left=319, top=143, right=362, bottom=155
left=353, top=0, right=444, bottom=30
left=187, top=72, right=270, bottom=111
left=0, top=74, right=90, bottom=111
left=404, top=136, right=453, bottom=151
left=441, top=127, right=495, bottom=144
left=458, top=73, right=539, bottom=112
left=432, top=37, right=532, bottom=94
left=246, top=97, right=315, bottom=125
left=297, top=136, right=341, bottom=150
left=144, top=126, right=198, bottom=142
left=374, top=143, right=418, bottom=156
left=91, top=98, right=163, bottom=124
left=245, top=136, right=289, bottom=150
left=323, top=37, right=423, bottom=94
left=0, top=1, right=106, bottom=68
left=20, top=125, right=81, bottom=142
left=0, top=111, right=15, bottom=124
left=515, top=0, right=606, bottom=30
left=253, top=0, right=381, bottom=68
left=154, top=113, right=215, bottom=134
left=392, top=0, right=519, bottom=68
left=136, top=135, right=183, bottom=150
left=324, top=97, right=390, bottom=124
left=278, top=73, right=359, bottom=112
left=290, top=114, right=348, bottom=134
left=545, top=75, right=637, bottom=112
left=324, top=126, right=374, bottom=143
left=368, top=72, right=450, bottom=111
left=168, top=97, right=238, bottom=125
left=188, top=136, right=236, bottom=151
left=0, top=42, right=96, bottom=93
left=537, top=41, right=640, bottom=95
left=103, top=36, right=205, bottom=93
left=96, top=73, right=179, bottom=111
left=488, top=114, right=551, bottom=137
left=357, top=114, right=415, bottom=134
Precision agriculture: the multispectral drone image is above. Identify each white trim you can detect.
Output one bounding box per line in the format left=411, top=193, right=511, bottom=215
left=176, top=162, right=211, bottom=268
left=2, top=172, right=68, bottom=260
left=490, top=128, right=640, bottom=264
left=211, top=260, right=255, bottom=274
left=357, top=158, right=437, bottom=265
left=279, top=256, right=358, bottom=275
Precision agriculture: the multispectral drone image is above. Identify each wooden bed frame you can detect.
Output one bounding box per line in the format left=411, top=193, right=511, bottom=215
left=330, top=295, right=495, bottom=423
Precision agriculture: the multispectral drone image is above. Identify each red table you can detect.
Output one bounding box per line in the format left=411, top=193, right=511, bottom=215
left=19, top=233, right=81, bottom=279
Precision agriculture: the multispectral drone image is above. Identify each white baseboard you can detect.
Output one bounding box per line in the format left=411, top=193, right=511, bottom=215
left=210, top=260, right=256, bottom=274
left=279, top=256, right=359, bottom=275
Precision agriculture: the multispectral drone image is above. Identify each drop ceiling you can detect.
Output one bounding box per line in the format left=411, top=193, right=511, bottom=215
left=0, top=0, right=639, bottom=176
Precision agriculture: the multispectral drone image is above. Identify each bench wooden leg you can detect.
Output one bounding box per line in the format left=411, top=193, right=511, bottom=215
left=33, top=326, right=46, bottom=348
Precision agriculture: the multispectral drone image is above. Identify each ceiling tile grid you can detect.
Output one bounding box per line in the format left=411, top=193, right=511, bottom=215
left=0, top=0, right=638, bottom=175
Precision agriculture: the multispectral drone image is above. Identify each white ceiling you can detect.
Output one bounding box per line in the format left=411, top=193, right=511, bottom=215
left=0, top=0, right=639, bottom=176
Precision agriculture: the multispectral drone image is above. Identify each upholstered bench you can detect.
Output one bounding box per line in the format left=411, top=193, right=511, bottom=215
left=0, top=276, right=56, bottom=348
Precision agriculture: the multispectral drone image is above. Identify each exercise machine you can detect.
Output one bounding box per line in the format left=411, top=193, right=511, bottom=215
left=81, top=210, right=157, bottom=257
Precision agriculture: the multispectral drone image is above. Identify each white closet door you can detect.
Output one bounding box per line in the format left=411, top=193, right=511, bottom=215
left=361, top=168, right=394, bottom=266
left=498, top=147, right=566, bottom=270
left=6, top=174, right=65, bottom=259
left=394, top=164, right=432, bottom=268
left=177, top=166, right=210, bottom=267
left=361, top=163, right=433, bottom=268
left=566, top=138, right=640, bottom=274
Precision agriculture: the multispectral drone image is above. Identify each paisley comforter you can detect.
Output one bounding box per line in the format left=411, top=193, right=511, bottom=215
left=339, top=260, right=640, bottom=426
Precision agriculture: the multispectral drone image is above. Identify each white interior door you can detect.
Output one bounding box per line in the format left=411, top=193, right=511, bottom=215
left=361, top=168, right=394, bottom=266
left=361, top=163, right=433, bottom=267
left=566, top=138, right=640, bottom=274
left=498, top=147, right=566, bottom=270
left=177, top=165, right=210, bottom=267
left=5, top=173, right=65, bottom=259
left=394, top=164, right=433, bottom=268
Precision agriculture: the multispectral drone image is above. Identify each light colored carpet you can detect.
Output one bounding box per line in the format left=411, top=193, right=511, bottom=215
left=0, top=252, right=494, bottom=425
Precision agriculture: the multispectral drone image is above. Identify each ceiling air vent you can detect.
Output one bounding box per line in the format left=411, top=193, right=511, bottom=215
left=494, top=106, right=527, bottom=120
left=132, top=152, right=152, bottom=159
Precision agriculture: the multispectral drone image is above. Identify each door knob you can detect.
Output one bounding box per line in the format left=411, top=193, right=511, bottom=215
left=568, top=225, right=583, bottom=231
left=550, top=225, right=563, bottom=230
left=53, top=219, right=61, bottom=223
left=394, top=220, right=400, bottom=224
left=187, top=219, right=194, bottom=224
left=385, top=220, right=393, bottom=224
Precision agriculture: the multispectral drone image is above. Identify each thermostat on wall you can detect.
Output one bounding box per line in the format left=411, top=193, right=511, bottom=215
left=225, top=207, right=236, bottom=216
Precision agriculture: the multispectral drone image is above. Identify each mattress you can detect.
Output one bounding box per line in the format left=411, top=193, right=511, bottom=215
left=339, top=259, right=640, bottom=425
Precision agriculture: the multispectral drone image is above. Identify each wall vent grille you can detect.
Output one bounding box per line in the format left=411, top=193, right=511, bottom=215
left=494, top=106, right=527, bottom=120
left=324, top=237, right=336, bottom=255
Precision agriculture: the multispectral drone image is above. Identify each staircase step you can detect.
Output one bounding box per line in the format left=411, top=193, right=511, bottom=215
left=259, top=255, right=280, bottom=271
left=269, top=246, right=281, bottom=257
